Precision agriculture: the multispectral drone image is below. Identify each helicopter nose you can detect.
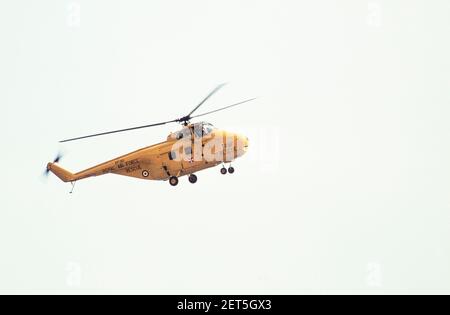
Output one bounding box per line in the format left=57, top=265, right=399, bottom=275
left=237, top=135, right=249, bottom=155
left=243, top=136, right=249, bottom=151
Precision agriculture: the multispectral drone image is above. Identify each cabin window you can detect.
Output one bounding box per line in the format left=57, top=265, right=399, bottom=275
left=169, top=151, right=176, bottom=160
left=176, top=128, right=191, bottom=140
left=184, top=147, right=192, bottom=155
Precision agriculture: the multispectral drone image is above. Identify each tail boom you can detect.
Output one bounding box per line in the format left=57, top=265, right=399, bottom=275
left=46, top=163, right=77, bottom=183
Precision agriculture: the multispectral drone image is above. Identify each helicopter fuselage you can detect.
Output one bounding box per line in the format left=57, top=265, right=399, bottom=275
left=47, top=124, right=249, bottom=186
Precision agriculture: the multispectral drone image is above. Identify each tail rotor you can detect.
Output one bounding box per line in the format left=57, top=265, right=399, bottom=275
left=44, top=152, right=64, bottom=177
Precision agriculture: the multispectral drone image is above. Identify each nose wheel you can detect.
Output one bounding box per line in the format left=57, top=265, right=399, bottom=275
left=188, top=174, right=198, bottom=184
left=221, top=165, right=235, bottom=175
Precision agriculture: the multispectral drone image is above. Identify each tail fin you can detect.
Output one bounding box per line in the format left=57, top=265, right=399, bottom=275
left=47, top=163, right=76, bottom=183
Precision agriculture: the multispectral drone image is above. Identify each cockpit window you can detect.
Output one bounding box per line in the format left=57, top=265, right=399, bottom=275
left=203, top=125, right=214, bottom=135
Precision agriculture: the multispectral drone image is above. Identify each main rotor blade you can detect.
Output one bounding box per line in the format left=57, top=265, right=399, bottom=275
left=187, top=83, right=227, bottom=118
left=59, top=120, right=177, bottom=143
left=191, top=98, right=257, bottom=120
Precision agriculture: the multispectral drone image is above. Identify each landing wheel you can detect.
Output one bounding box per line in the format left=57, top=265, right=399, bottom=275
left=228, top=167, right=235, bottom=174
left=169, top=176, right=179, bottom=186
left=220, top=167, right=228, bottom=175
left=188, top=174, right=198, bottom=184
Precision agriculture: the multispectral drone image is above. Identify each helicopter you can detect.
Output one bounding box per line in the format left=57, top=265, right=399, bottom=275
left=45, top=84, right=255, bottom=190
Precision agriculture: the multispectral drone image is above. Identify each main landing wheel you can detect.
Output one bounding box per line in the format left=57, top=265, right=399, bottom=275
left=169, top=176, right=179, bottom=186
left=188, top=174, right=198, bottom=184
left=228, top=167, right=235, bottom=174
left=220, top=167, right=228, bottom=175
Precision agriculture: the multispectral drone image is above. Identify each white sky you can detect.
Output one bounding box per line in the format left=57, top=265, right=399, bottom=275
left=1, top=0, right=450, bottom=294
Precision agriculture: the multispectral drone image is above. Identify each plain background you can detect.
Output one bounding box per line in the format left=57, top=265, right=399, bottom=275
left=1, top=0, right=449, bottom=294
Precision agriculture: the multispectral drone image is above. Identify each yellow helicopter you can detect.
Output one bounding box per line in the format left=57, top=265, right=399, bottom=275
left=46, top=84, right=255, bottom=190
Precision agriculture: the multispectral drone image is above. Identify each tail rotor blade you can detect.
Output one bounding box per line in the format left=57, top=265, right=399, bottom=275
left=54, top=153, right=63, bottom=164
